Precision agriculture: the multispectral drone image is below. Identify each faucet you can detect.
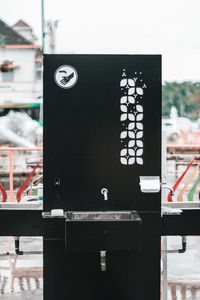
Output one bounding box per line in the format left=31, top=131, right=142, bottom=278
left=162, top=185, right=174, bottom=196
left=101, top=188, right=108, bottom=200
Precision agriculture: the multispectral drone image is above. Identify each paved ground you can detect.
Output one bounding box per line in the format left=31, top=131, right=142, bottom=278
left=166, top=236, right=200, bottom=300
left=0, top=237, right=43, bottom=299
left=0, top=290, right=43, bottom=300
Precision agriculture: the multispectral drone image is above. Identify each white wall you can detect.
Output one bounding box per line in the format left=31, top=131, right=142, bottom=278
left=0, top=48, right=35, bottom=81
left=0, top=48, right=42, bottom=103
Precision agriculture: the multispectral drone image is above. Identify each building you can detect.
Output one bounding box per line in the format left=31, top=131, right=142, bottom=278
left=0, top=19, right=42, bottom=109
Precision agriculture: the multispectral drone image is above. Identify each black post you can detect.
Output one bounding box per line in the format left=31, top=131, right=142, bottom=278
left=43, top=54, right=161, bottom=300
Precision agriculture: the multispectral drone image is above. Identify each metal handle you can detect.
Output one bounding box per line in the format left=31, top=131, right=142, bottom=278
left=100, top=251, right=106, bottom=271
left=161, top=184, right=174, bottom=196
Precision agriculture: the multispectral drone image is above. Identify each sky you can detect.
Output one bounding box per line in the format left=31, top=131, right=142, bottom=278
left=0, top=0, right=200, bottom=82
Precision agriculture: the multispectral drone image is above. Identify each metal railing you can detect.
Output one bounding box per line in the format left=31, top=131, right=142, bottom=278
left=0, top=148, right=43, bottom=202
left=167, top=281, right=200, bottom=300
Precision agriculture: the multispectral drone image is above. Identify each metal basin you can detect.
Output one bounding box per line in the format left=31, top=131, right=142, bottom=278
left=66, top=211, right=138, bottom=221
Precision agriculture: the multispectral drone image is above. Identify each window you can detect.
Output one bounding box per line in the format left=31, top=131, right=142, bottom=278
left=2, top=70, right=14, bottom=81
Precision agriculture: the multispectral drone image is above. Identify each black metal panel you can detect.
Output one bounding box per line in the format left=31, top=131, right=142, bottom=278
left=2, top=209, right=200, bottom=239
left=44, top=54, right=161, bottom=212
left=43, top=54, right=161, bottom=300
left=162, top=209, right=200, bottom=236
left=65, top=217, right=141, bottom=252
left=63, top=241, right=160, bottom=300
left=43, top=215, right=160, bottom=300
left=0, top=210, right=42, bottom=236
left=43, top=217, right=65, bottom=299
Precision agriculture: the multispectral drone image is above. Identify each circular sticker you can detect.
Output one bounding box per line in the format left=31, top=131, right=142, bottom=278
left=54, top=65, right=78, bottom=89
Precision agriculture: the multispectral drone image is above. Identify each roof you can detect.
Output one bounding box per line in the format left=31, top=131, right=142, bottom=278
left=0, top=19, right=31, bottom=46
left=12, top=20, right=31, bottom=29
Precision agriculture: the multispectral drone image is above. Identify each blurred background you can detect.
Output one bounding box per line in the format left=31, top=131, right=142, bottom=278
left=0, top=0, right=200, bottom=299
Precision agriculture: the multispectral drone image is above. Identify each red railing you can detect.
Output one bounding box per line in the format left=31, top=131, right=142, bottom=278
left=167, top=156, right=197, bottom=202
left=0, top=148, right=43, bottom=202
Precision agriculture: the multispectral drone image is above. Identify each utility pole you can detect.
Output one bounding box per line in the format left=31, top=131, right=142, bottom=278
left=47, top=20, right=59, bottom=54
left=41, top=0, right=45, bottom=53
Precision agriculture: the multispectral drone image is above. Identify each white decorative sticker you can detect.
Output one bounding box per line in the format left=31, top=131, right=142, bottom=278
left=120, top=70, right=147, bottom=165
left=54, top=65, right=78, bottom=89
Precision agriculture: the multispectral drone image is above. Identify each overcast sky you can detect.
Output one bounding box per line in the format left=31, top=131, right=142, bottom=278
left=0, top=0, right=200, bottom=82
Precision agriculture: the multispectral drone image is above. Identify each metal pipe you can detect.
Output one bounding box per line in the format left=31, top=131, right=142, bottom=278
left=162, top=131, right=168, bottom=300
left=178, top=236, right=187, bottom=253
left=21, top=250, right=43, bottom=255
left=162, top=237, right=168, bottom=300
left=162, top=185, right=174, bottom=196
left=14, top=237, right=43, bottom=255
left=14, top=237, right=23, bottom=255
left=9, top=150, right=13, bottom=202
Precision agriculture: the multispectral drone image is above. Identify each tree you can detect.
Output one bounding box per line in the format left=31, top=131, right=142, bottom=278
left=162, top=81, right=200, bottom=120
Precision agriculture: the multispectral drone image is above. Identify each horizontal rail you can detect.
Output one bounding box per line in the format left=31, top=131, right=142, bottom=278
left=0, top=147, right=43, bottom=202
left=168, top=161, right=200, bottom=164
left=167, top=154, right=200, bottom=157
left=167, top=144, right=200, bottom=149
left=0, top=148, right=42, bottom=151
left=0, top=169, right=43, bottom=174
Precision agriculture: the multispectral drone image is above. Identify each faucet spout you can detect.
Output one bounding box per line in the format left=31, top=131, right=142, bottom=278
left=101, top=188, right=108, bottom=200
left=100, top=251, right=106, bottom=271
left=162, top=185, right=174, bottom=196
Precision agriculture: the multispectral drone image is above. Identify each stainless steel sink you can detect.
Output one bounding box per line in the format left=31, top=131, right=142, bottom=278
left=66, top=211, right=139, bottom=221
left=0, top=202, right=42, bottom=210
